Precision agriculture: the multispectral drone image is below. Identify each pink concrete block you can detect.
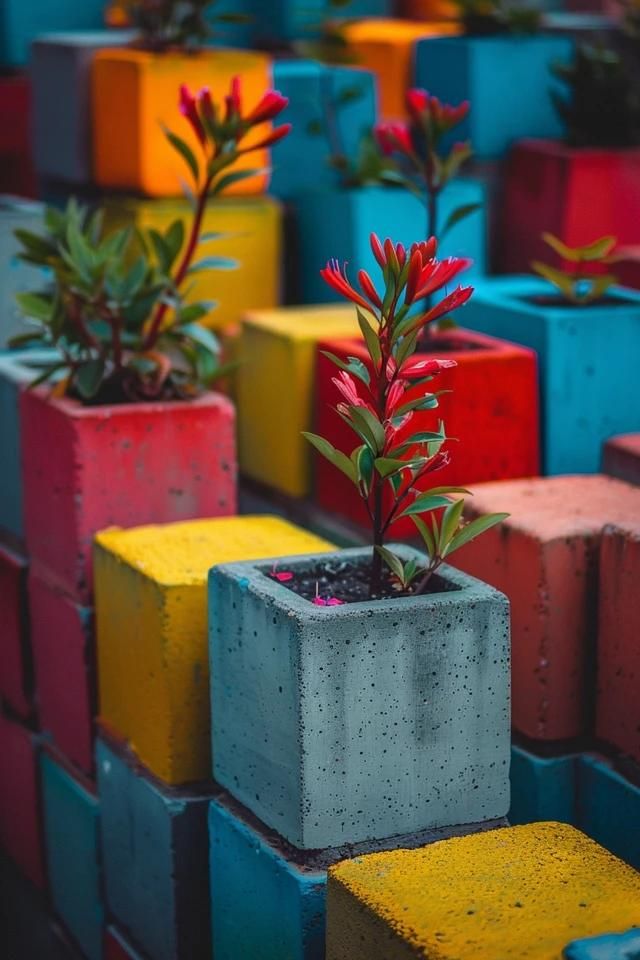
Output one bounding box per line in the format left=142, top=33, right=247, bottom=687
left=0, top=533, right=32, bottom=719
left=28, top=566, right=94, bottom=776
left=602, top=434, right=640, bottom=487
left=0, top=710, right=44, bottom=889
left=596, top=522, right=640, bottom=763
left=20, top=388, right=237, bottom=602
left=451, top=474, right=640, bottom=742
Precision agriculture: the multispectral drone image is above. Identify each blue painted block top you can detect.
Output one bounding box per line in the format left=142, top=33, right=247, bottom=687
left=0, top=0, right=107, bottom=66
left=563, top=928, right=640, bottom=959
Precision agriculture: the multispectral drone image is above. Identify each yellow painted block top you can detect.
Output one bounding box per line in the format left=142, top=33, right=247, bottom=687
left=327, top=823, right=640, bottom=960
left=242, top=304, right=359, bottom=342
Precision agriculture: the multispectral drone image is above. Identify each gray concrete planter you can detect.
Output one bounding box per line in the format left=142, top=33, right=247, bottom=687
left=209, top=546, right=510, bottom=849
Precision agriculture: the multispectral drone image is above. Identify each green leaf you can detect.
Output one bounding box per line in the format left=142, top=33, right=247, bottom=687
left=374, top=546, right=406, bottom=585
left=28, top=361, right=68, bottom=389
left=178, top=322, right=220, bottom=355
left=321, top=350, right=371, bottom=387
left=447, top=512, right=509, bottom=555
left=357, top=307, right=382, bottom=368
left=164, top=219, right=185, bottom=266
left=187, top=256, right=238, bottom=274
left=212, top=168, right=263, bottom=196
left=439, top=499, right=466, bottom=555
left=178, top=303, right=211, bottom=324
left=8, top=330, right=44, bottom=348
left=302, top=432, right=358, bottom=484
left=74, top=357, right=105, bottom=399
left=15, top=292, right=53, bottom=321
left=531, top=261, right=577, bottom=301
left=163, top=127, right=199, bottom=184
left=398, top=493, right=453, bottom=519
left=412, top=515, right=436, bottom=559
left=586, top=274, right=617, bottom=302
left=352, top=444, right=374, bottom=494
left=349, top=406, right=386, bottom=455
left=374, top=456, right=410, bottom=478
left=440, top=202, right=482, bottom=240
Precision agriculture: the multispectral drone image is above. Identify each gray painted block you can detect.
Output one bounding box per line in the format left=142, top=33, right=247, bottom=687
left=209, top=545, right=511, bottom=849
left=0, top=196, right=46, bottom=349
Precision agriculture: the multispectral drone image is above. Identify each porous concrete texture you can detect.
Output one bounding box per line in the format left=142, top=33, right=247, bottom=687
left=0, top=533, right=32, bottom=719
left=563, top=928, right=640, bottom=960
left=325, top=823, right=640, bottom=960
left=94, top=516, right=334, bottom=785
left=451, top=474, right=640, bottom=741
left=0, top=710, right=44, bottom=889
left=603, top=434, right=640, bottom=487
left=210, top=546, right=510, bottom=849
left=509, top=743, right=578, bottom=827
left=97, top=736, right=213, bottom=960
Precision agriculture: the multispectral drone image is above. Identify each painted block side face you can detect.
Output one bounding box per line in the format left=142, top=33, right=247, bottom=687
left=0, top=0, right=106, bottom=65
left=563, top=928, right=640, bottom=960
left=509, top=744, right=578, bottom=826
left=40, top=752, right=103, bottom=960
left=29, top=567, right=95, bottom=774
left=210, top=548, right=510, bottom=849
left=577, top=756, right=640, bottom=871
left=20, top=388, right=236, bottom=601
left=0, top=200, right=46, bottom=351
left=603, top=434, right=640, bottom=486
left=325, top=823, right=640, bottom=960
left=96, top=739, right=212, bottom=960
left=92, top=48, right=272, bottom=197
left=0, top=537, right=31, bottom=717
left=95, top=516, right=334, bottom=784
left=210, top=799, right=326, bottom=960
left=415, top=36, right=573, bottom=157
left=0, top=711, right=44, bottom=888
left=0, top=76, right=36, bottom=196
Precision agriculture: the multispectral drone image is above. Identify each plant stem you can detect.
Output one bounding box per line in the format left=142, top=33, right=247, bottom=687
left=413, top=558, right=439, bottom=595
left=320, top=69, right=349, bottom=186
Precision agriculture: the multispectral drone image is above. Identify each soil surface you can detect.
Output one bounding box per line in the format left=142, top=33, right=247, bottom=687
left=523, top=294, right=635, bottom=309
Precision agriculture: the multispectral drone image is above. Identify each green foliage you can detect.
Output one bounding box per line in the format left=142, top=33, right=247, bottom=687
left=531, top=232, right=620, bottom=305
left=453, top=0, right=541, bottom=35
left=122, top=0, right=249, bottom=51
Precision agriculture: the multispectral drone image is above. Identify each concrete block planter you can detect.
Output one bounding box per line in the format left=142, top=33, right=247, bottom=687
left=0, top=75, right=36, bottom=196
left=461, top=276, right=640, bottom=474
left=97, top=736, right=213, bottom=960
left=577, top=756, right=640, bottom=871
left=499, top=140, right=640, bottom=272
left=602, top=434, right=640, bottom=486
left=40, top=749, right=103, bottom=960
left=0, top=198, right=46, bottom=349
left=20, top=387, right=236, bottom=603
left=415, top=36, right=573, bottom=159
left=314, top=328, right=539, bottom=536
left=509, top=743, right=578, bottom=827
left=94, top=516, right=333, bottom=784
left=452, top=475, right=640, bottom=741
left=564, top=929, right=640, bottom=960
left=0, top=0, right=105, bottom=66
left=0, top=534, right=31, bottom=719
left=210, top=546, right=510, bottom=849
left=292, top=181, right=486, bottom=304
left=0, top=709, right=44, bottom=889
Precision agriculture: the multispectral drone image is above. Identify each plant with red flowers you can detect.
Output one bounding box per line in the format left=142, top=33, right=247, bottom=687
left=12, top=78, right=290, bottom=403
left=303, top=233, right=507, bottom=598
left=105, top=0, right=248, bottom=50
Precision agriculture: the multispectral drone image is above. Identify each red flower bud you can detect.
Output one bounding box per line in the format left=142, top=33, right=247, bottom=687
left=405, top=87, right=430, bottom=121
left=374, top=122, right=413, bottom=157
left=399, top=357, right=457, bottom=378
left=247, top=90, right=289, bottom=124
left=358, top=269, right=383, bottom=309
left=370, top=233, right=386, bottom=268
left=179, top=84, right=206, bottom=146
left=224, top=75, right=242, bottom=122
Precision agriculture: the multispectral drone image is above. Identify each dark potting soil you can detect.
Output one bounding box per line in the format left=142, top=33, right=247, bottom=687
left=522, top=294, right=637, bottom=309
left=416, top=334, right=487, bottom=353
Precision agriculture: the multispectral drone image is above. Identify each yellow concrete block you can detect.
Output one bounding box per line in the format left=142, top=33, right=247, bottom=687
left=237, top=304, right=360, bottom=498
left=92, top=47, right=273, bottom=197
left=326, top=822, right=640, bottom=960
left=103, top=195, right=282, bottom=331
left=342, top=19, right=460, bottom=120
left=94, top=516, right=334, bottom=784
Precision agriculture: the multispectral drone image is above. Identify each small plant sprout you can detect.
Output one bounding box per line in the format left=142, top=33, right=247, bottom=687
left=313, top=583, right=344, bottom=606
left=531, top=233, right=620, bottom=305
left=303, top=233, right=508, bottom=599
left=270, top=563, right=294, bottom=583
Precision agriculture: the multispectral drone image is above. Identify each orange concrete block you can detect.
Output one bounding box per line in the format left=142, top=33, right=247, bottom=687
left=398, top=0, right=459, bottom=21
left=596, top=522, right=640, bottom=763
left=451, top=475, right=640, bottom=742
left=92, top=48, right=272, bottom=197
left=602, top=434, right=640, bottom=486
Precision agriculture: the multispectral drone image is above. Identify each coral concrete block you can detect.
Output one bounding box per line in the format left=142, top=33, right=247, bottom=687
left=40, top=750, right=103, bottom=960
left=451, top=475, right=640, bottom=741
left=577, top=756, right=640, bottom=871
left=29, top=567, right=94, bottom=775
left=20, top=387, right=236, bottom=602
left=293, top=180, right=486, bottom=304
left=602, top=435, right=640, bottom=486
left=564, top=929, right=640, bottom=960
left=0, top=0, right=105, bottom=66
left=92, top=48, right=272, bottom=197
left=103, top=194, right=282, bottom=332
left=0, top=534, right=32, bottom=718
left=342, top=19, right=459, bottom=121
left=94, top=516, right=333, bottom=784
left=270, top=61, right=377, bottom=200
left=509, top=743, right=578, bottom=827
left=0, top=198, right=45, bottom=349
left=0, top=75, right=36, bottom=196
left=597, top=523, right=640, bottom=762
left=325, top=823, right=640, bottom=960
left=0, top=710, right=44, bottom=889
left=210, top=547, right=510, bottom=849
left=314, top=328, right=539, bottom=536
left=237, top=305, right=360, bottom=497
left=104, top=926, right=146, bottom=960
left=97, top=736, right=212, bottom=960
left=462, top=276, right=640, bottom=474
left=500, top=141, right=640, bottom=272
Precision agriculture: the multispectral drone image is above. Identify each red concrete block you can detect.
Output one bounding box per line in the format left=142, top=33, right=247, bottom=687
left=596, top=522, right=640, bottom=763
left=0, top=710, right=44, bottom=889
left=314, top=328, right=540, bottom=537
left=20, top=388, right=237, bottom=602
left=28, top=566, right=94, bottom=776
left=499, top=139, right=640, bottom=272
left=105, top=925, right=146, bottom=960
left=0, top=73, right=36, bottom=197
left=615, top=245, right=640, bottom=291
left=602, top=434, right=640, bottom=486
left=0, top=533, right=32, bottom=719
left=451, top=474, right=640, bottom=742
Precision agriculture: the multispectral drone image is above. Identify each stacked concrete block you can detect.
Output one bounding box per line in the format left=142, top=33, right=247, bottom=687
left=0, top=534, right=32, bottom=719
left=602, top=434, right=640, bottom=487
left=0, top=709, right=44, bottom=889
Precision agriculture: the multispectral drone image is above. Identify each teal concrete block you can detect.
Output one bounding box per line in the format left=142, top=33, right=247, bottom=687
left=271, top=60, right=377, bottom=200
left=40, top=750, right=103, bottom=960
left=415, top=35, right=574, bottom=159
left=0, top=0, right=106, bottom=66
left=96, top=737, right=212, bottom=960
left=243, top=0, right=389, bottom=44
left=292, top=181, right=486, bottom=304
left=577, top=755, right=640, bottom=871
left=563, top=928, right=640, bottom=959
left=210, top=546, right=510, bottom=849
left=509, top=743, right=578, bottom=826
left=0, top=197, right=48, bottom=349
left=461, top=275, right=640, bottom=474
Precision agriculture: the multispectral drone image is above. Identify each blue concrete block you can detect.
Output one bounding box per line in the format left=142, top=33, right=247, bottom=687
left=509, top=743, right=578, bottom=827
left=40, top=750, right=103, bottom=960
left=0, top=197, right=48, bottom=349
left=461, top=275, right=640, bottom=475
left=96, top=737, right=212, bottom=960
left=415, top=35, right=574, bottom=159
left=577, top=755, right=640, bottom=871
left=563, top=928, right=640, bottom=959
left=271, top=60, right=377, bottom=200
left=292, top=181, right=486, bottom=303
left=0, top=0, right=106, bottom=66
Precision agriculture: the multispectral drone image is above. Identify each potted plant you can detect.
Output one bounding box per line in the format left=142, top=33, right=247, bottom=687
left=499, top=43, right=640, bottom=271
left=462, top=233, right=640, bottom=474
left=210, top=233, right=510, bottom=850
